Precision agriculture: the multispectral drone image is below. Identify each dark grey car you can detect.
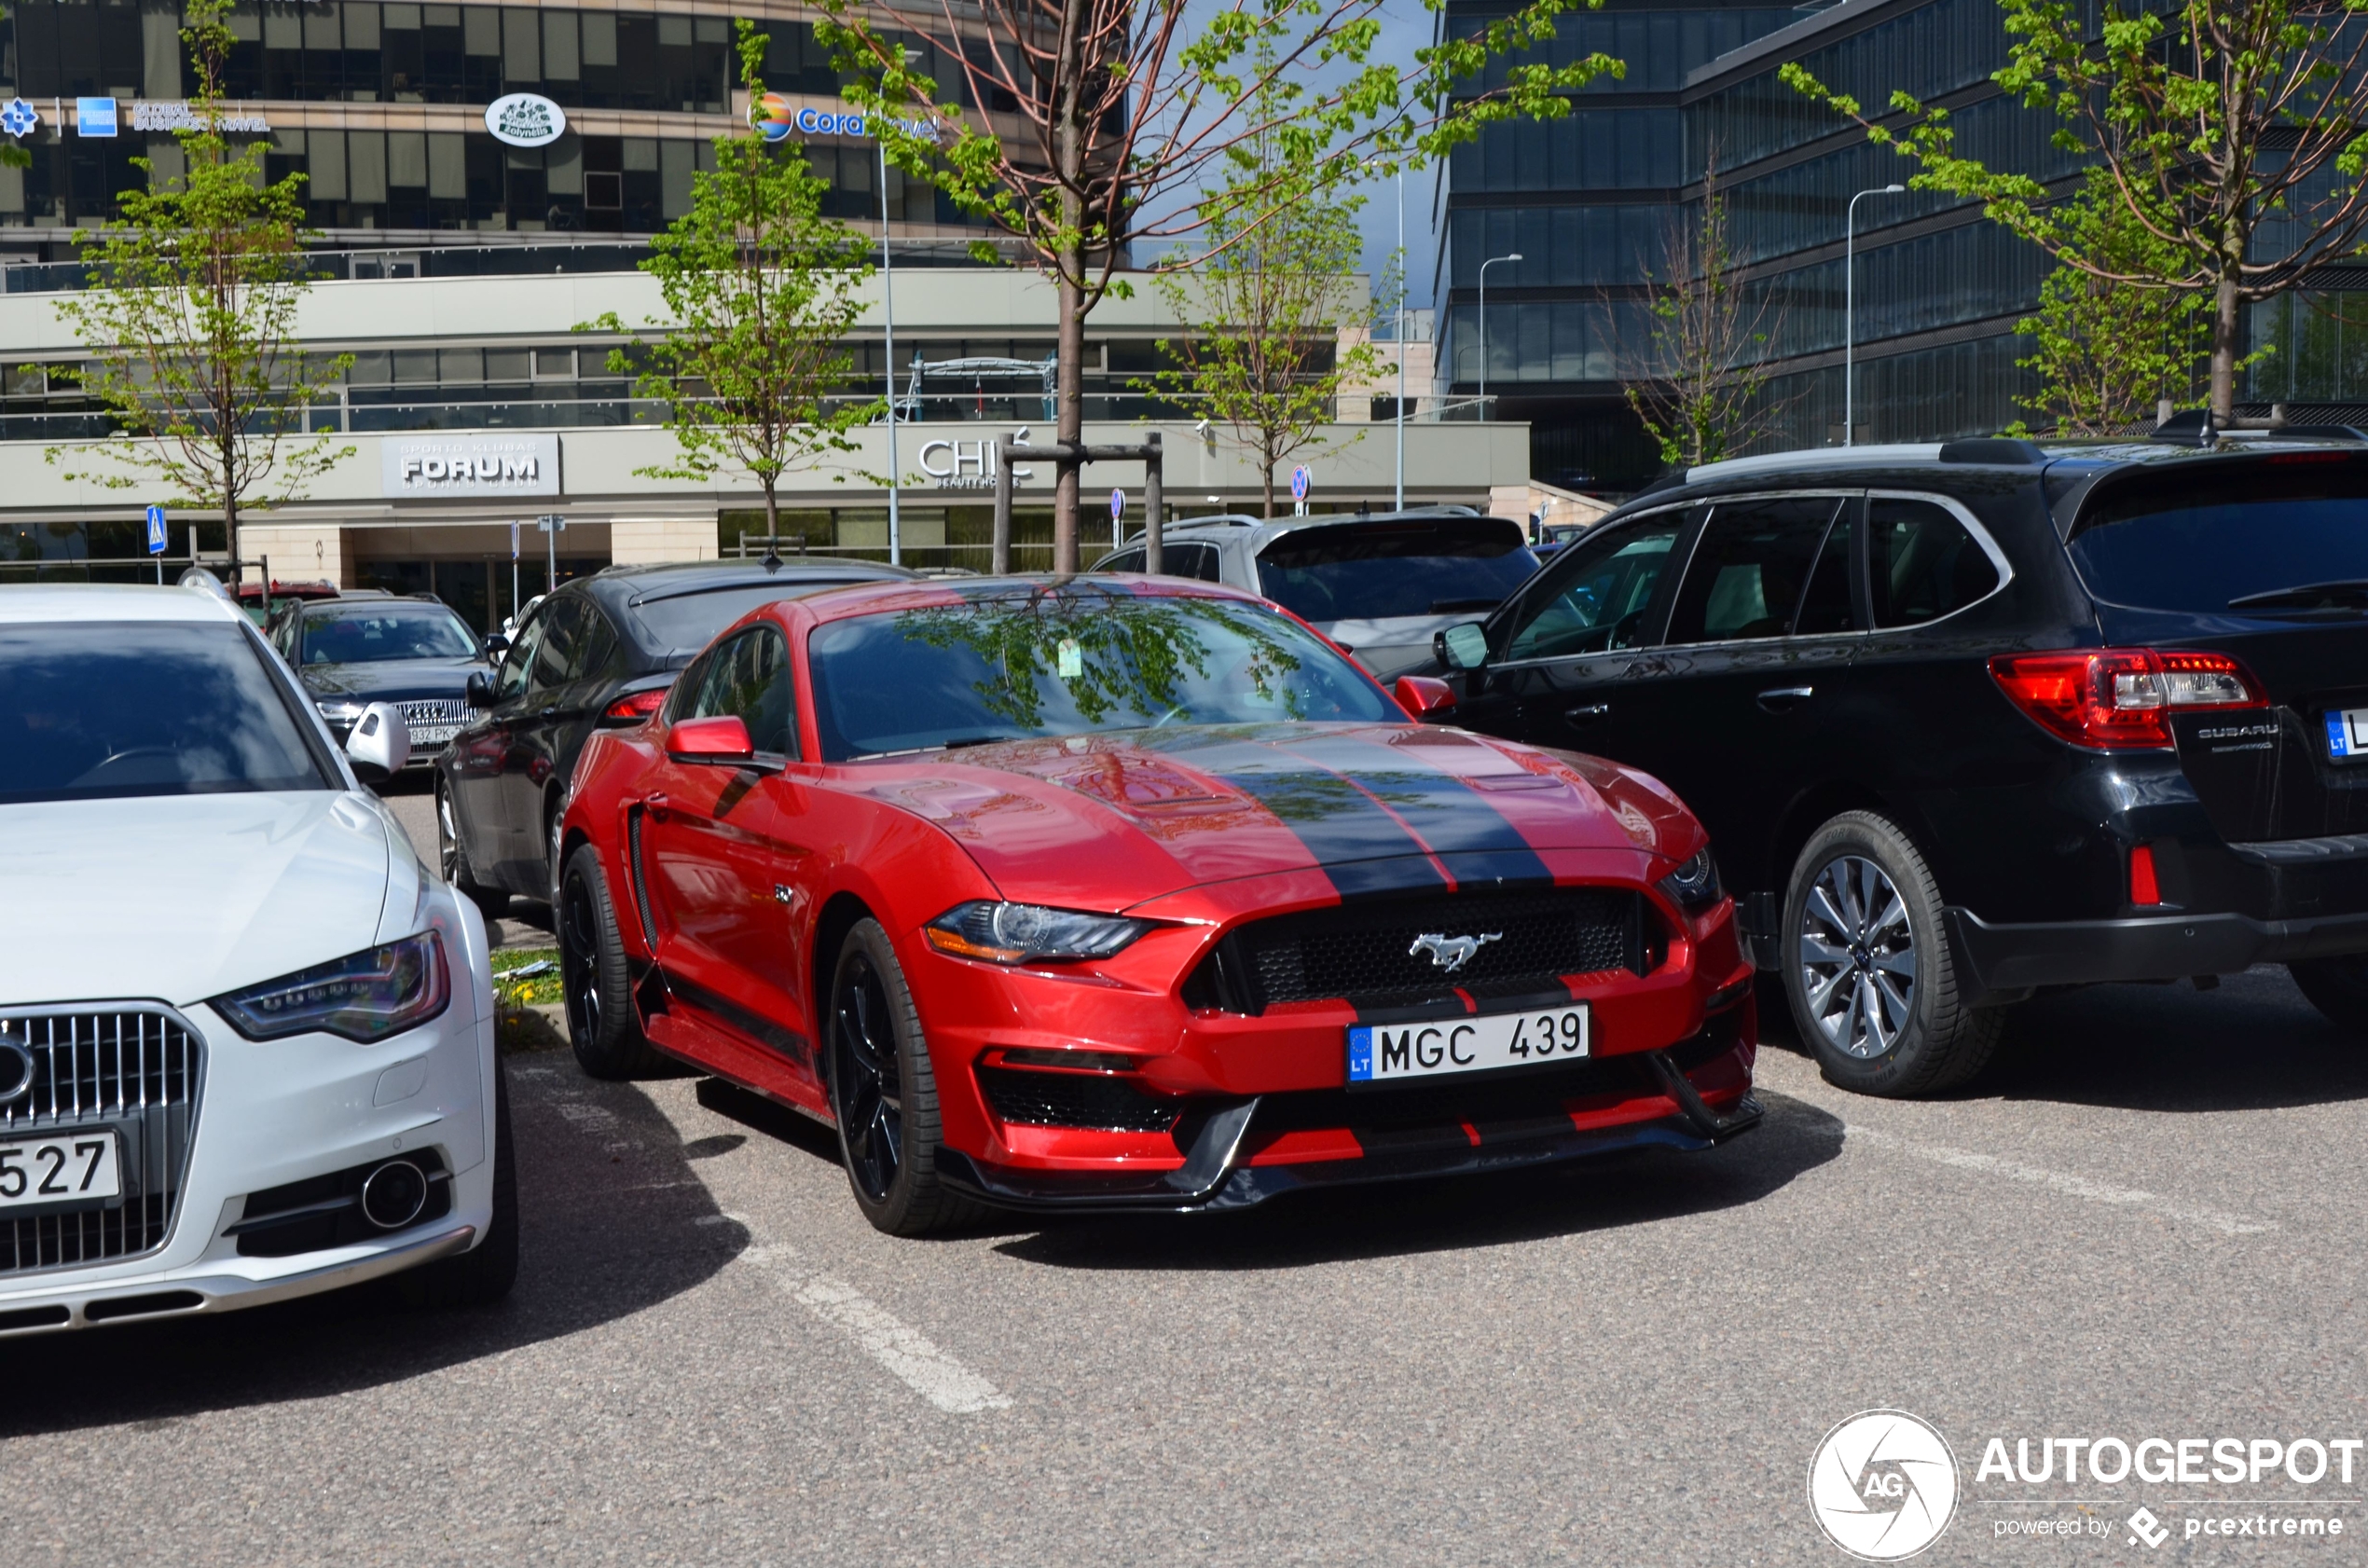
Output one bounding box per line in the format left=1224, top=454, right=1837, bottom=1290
left=434, top=557, right=915, bottom=915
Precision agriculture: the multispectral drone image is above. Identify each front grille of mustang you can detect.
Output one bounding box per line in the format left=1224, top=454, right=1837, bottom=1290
left=977, top=1066, right=1182, bottom=1133
left=1194, top=887, right=1651, bottom=1013
left=0, top=1008, right=203, bottom=1276
left=396, top=698, right=466, bottom=728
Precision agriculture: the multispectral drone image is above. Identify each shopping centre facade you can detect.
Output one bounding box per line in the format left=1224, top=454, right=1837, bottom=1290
left=0, top=1, right=1510, bottom=626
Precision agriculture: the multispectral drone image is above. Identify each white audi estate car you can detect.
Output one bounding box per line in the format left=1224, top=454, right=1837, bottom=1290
left=0, top=580, right=514, bottom=1334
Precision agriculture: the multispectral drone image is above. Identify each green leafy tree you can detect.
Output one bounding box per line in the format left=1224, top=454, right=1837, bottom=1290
left=585, top=22, right=877, bottom=545
left=2009, top=173, right=2214, bottom=435
left=1783, top=0, right=2368, bottom=421
left=1621, top=165, right=1783, bottom=468
left=1143, top=101, right=1387, bottom=519
left=814, top=0, right=1623, bottom=570
left=47, top=0, right=351, bottom=576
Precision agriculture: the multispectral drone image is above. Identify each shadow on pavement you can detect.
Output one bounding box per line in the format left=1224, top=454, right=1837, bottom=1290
left=1970, top=964, right=2368, bottom=1114
left=991, top=1086, right=1846, bottom=1272
left=0, top=1066, right=742, bottom=1437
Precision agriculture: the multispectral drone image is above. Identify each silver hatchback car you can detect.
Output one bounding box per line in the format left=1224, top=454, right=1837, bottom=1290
left=1089, top=508, right=1542, bottom=681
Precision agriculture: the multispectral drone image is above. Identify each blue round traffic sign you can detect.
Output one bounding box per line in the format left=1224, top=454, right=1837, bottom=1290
left=1109, top=487, right=1125, bottom=519
left=1291, top=465, right=1311, bottom=501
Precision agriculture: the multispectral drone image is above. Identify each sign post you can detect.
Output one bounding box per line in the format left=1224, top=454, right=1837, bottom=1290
left=145, top=504, right=167, bottom=584
left=1291, top=465, right=1312, bottom=516
left=509, top=521, right=521, bottom=629
left=535, top=515, right=565, bottom=603
left=1109, top=487, right=1125, bottom=552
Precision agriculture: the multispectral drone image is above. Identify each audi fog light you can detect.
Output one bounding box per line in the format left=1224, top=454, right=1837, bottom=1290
left=213, top=931, right=451, bottom=1042
left=924, top=901, right=1150, bottom=964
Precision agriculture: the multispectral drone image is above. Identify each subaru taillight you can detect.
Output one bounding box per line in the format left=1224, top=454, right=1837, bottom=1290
left=602, top=687, right=669, bottom=723
left=1987, top=649, right=2266, bottom=750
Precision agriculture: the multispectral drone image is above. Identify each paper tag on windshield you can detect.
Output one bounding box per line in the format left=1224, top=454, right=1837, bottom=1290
left=1057, top=639, right=1083, bottom=679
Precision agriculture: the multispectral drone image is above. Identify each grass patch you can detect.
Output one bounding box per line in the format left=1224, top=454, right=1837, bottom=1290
left=492, top=947, right=562, bottom=1008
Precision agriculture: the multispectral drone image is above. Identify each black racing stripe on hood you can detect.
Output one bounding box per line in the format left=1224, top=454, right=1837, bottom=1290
left=1178, top=737, right=1449, bottom=895
left=1269, top=732, right=1553, bottom=887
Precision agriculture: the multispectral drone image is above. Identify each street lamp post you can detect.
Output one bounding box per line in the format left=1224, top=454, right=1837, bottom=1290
left=1477, top=251, right=1522, bottom=419
left=1395, top=167, right=1406, bottom=512
left=1844, top=185, right=1906, bottom=447
left=881, top=139, right=901, bottom=564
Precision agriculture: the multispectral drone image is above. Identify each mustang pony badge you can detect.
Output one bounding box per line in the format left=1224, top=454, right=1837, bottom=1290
left=1408, top=931, right=1502, bottom=973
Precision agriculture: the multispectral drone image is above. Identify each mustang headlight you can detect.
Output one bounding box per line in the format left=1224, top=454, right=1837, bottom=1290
left=213, top=931, right=451, bottom=1042
left=1655, top=847, right=1723, bottom=915
left=924, top=901, right=1149, bottom=965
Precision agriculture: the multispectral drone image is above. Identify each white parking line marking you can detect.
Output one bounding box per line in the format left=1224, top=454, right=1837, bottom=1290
left=734, top=1232, right=1012, bottom=1413
left=1846, top=1123, right=2278, bottom=1236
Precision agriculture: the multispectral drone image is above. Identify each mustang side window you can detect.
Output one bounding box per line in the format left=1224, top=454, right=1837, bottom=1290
left=1869, top=499, right=2001, bottom=626
left=1663, top=496, right=1840, bottom=645
left=1502, top=514, right=1686, bottom=661
left=689, top=627, right=797, bottom=757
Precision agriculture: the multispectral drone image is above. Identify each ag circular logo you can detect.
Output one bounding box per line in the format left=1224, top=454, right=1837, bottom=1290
left=0, top=1036, right=34, bottom=1103
left=750, top=91, right=794, bottom=143
left=485, top=91, right=566, bottom=148
left=1808, top=1410, right=1959, bottom=1561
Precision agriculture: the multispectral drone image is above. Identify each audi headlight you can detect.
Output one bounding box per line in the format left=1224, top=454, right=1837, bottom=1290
left=316, top=699, right=365, bottom=725
left=1655, top=847, right=1723, bottom=915
left=213, top=931, right=451, bottom=1042
left=924, top=901, right=1150, bottom=964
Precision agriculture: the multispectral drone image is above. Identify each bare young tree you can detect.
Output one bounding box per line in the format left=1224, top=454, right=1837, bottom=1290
left=1785, top=0, right=2368, bottom=420
left=1618, top=170, right=1785, bottom=469
left=813, top=0, right=1618, bottom=568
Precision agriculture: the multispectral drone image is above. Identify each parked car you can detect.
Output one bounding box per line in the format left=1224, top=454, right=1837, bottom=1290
left=436, top=557, right=916, bottom=917
left=0, top=579, right=513, bottom=1334
left=556, top=574, right=1758, bottom=1235
left=1422, top=434, right=2368, bottom=1096
left=236, top=578, right=339, bottom=626
left=268, top=591, right=496, bottom=763
left=1090, top=508, right=1541, bottom=681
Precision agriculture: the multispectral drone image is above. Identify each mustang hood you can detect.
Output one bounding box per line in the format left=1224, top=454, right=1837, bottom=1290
left=842, top=722, right=1696, bottom=912
left=0, top=792, right=394, bottom=1008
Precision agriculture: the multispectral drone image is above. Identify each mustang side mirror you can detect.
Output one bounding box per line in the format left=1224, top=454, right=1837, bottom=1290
left=666, top=715, right=755, bottom=764
left=1394, top=675, right=1457, bottom=721
left=344, top=702, right=412, bottom=784
left=464, top=670, right=493, bottom=708
left=1435, top=621, right=1490, bottom=672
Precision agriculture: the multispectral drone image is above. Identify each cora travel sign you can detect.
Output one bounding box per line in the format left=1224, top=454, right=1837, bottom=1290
left=747, top=94, right=941, bottom=145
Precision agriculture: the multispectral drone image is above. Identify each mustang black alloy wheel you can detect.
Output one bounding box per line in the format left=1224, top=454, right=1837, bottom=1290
left=438, top=779, right=509, bottom=921
left=1782, top=810, right=2003, bottom=1097
left=559, top=845, right=663, bottom=1080
left=826, top=918, right=982, bottom=1236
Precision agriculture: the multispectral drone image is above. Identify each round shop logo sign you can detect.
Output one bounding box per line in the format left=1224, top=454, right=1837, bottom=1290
left=486, top=91, right=566, bottom=148
left=750, top=91, right=794, bottom=143
left=1809, top=1410, right=1960, bottom=1561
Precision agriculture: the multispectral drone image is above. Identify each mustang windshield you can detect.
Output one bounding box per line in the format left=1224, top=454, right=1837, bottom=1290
left=0, top=622, right=333, bottom=804
left=806, top=592, right=1397, bottom=761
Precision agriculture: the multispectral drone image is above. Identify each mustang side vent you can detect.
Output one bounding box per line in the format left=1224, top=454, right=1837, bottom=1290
left=625, top=804, right=659, bottom=947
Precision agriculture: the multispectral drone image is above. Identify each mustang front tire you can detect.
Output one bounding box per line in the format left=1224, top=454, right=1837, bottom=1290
left=560, top=845, right=664, bottom=1080
left=1783, top=810, right=2003, bottom=1097
left=826, top=918, right=984, bottom=1237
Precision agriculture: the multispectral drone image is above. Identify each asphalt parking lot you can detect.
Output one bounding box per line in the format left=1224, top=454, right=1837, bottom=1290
left=5, top=779, right=2359, bottom=1566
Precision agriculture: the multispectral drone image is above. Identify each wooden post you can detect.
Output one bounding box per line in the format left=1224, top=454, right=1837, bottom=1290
left=1143, top=432, right=1163, bottom=576
left=993, top=435, right=1014, bottom=575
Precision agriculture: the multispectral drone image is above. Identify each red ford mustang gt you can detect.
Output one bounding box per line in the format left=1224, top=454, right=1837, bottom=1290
left=557, top=575, right=1758, bottom=1234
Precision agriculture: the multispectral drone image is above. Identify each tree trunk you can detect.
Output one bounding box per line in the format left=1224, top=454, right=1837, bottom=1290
left=1055, top=263, right=1084, bottom=572
left=2210, top=268, right=2240, bottom=421
left=1261, top=433, right=1278, bottom=518
left=223, top=434, right=239, bottom=589
left=764, top=480, right=779, bottom=555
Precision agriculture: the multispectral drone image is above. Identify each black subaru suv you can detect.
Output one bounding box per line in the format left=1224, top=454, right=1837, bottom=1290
left=1424, top=435, right=2368, bottom=1096
left=435, top=556, right=913, bottom=915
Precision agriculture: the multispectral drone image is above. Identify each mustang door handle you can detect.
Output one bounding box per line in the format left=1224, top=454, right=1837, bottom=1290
left=1563, top=703, right=1610, bottom=725
left=644, top=791, right=668, bottom=819
left=1755, top=685, right=1813, bottom=711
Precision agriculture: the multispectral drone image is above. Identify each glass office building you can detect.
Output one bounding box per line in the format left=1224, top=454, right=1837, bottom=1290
left=1438, top=0, right=2086, bottom=488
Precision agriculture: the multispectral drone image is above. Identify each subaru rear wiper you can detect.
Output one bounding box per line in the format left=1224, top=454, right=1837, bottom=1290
left=2227, top=578, right=2368, bottom=611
